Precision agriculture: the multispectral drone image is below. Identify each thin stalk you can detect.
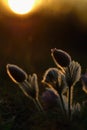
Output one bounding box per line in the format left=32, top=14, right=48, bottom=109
left=18, top=83, right=30, bottom=97
left=67, top=66, right=72, bottom=120
left=68, top=86, right=71, bottom=120
left=18, top=82, right=34, bottom=98
left=71, top=86, right=74, bottom=108
left=24, top=80, right=31, bottom=89
left=59, top=93, right=67, bottom=118
left=33, top=98, right=44, bottom=113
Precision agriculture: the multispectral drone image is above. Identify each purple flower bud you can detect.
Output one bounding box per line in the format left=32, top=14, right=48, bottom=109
left=51, top=48, right=71, bottom=67
left=42, top=68, right=59, bottom=84
left=6, top=64, right=41, bottom=109
left=42, top=68, right=67, bottom=94
left=42, top=89, right=60, bottom=109
left=6, top=64, right=27, bottom=83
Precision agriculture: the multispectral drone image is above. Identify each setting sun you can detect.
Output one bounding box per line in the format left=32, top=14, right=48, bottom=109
left=8, top=0, right=36, bottom=15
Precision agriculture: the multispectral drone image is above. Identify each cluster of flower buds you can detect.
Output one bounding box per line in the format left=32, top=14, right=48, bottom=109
left=42, top=48, right=81, bottom=119
left=6, top=48, right=87, bottom=121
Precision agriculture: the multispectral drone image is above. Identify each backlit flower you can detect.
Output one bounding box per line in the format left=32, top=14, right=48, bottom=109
left=6, top=64, right=39, bottom=100
left=6, top=64, right=27, bottom=84
left=42, top=67, right=67, bottom=95
left=51, top=48, right=71, bottom=68
left=65, top=61, right=81, bottom=87
left=42, top=88, right=60, bottom=109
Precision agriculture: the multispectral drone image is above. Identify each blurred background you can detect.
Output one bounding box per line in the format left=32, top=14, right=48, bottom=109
left=0, top=0, right=87, bottom=129
left=0, top=0, right=87, bottom=74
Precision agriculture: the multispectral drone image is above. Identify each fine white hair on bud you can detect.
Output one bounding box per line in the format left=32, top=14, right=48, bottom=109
left=6, top=64, right=28, bottom=84
left=51, top=48, right=71, bottom=68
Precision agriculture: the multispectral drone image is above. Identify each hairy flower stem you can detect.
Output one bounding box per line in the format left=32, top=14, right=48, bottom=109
left=68, top=86, right=71, bottom=120
left=33, top=99, right=44, bottom=113
left=59, top=93, right=67, bottom=118
left=18, top=83, right=32, bottom=97
left=24, top=80, right=32, bottom=89
left=67, top=66, right=73, bottom=120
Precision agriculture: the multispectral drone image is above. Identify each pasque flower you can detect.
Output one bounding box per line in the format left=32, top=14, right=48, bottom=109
left=51, top=48, right=71, bottom=68
left=65, top=61, right=81, bottom=87
left=6, top=64, right=33, bottom=98
left=42, top=68, right=59, bottom=87
left=6, top=64, right=39, bottom=99
left=51, top=48, right=81, bottom=120
left=6, top=64, right=44, bottom=112
left=42, top=67, right=67, bottom=116
left=42, top=67, right=67, bottom=94
left=42, top=88, right=60, bottom=109
left=6, top=64, right=27, bottom=83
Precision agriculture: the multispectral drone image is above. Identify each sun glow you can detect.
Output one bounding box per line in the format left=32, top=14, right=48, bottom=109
left=8, top=0, right=36, bottom=15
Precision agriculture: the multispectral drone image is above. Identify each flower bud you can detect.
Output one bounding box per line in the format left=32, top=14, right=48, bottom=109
left=65, top=61, right=81, bottom=87
left=6, top=64, right=27, bottom=84
left=42, top=68, right=59, bottom=84
left=42, top=67, right=67, bottom=95
left=42, top=88, right=60, bottom=109
left=51, top=48, right=71, bottom=67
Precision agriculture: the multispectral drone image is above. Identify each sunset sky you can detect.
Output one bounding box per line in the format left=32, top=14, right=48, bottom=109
left=0, top=0, right=87, bottom=73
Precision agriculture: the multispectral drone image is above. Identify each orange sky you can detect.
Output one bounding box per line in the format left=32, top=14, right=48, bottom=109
left=0, top=0, right=87, bottom=71
left=1, top=0, right=87, bottom=25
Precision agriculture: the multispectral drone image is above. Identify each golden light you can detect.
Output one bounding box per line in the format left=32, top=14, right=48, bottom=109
left=8, top=0, right=36, bottom=15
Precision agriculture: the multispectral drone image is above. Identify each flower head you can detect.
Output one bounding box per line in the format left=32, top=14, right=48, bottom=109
left=65, top=61, right=81, bottom=87
left=6, top=64, right=39, bottom=100
left=42, top=68, right=59, bottom=85
left=51, top=48, right=71, bottom=68
left=42, top=88, right=60, bottom=109
left=6, top=64, right=27, bottom=84
left=42, top=68, right=67, bottom=95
